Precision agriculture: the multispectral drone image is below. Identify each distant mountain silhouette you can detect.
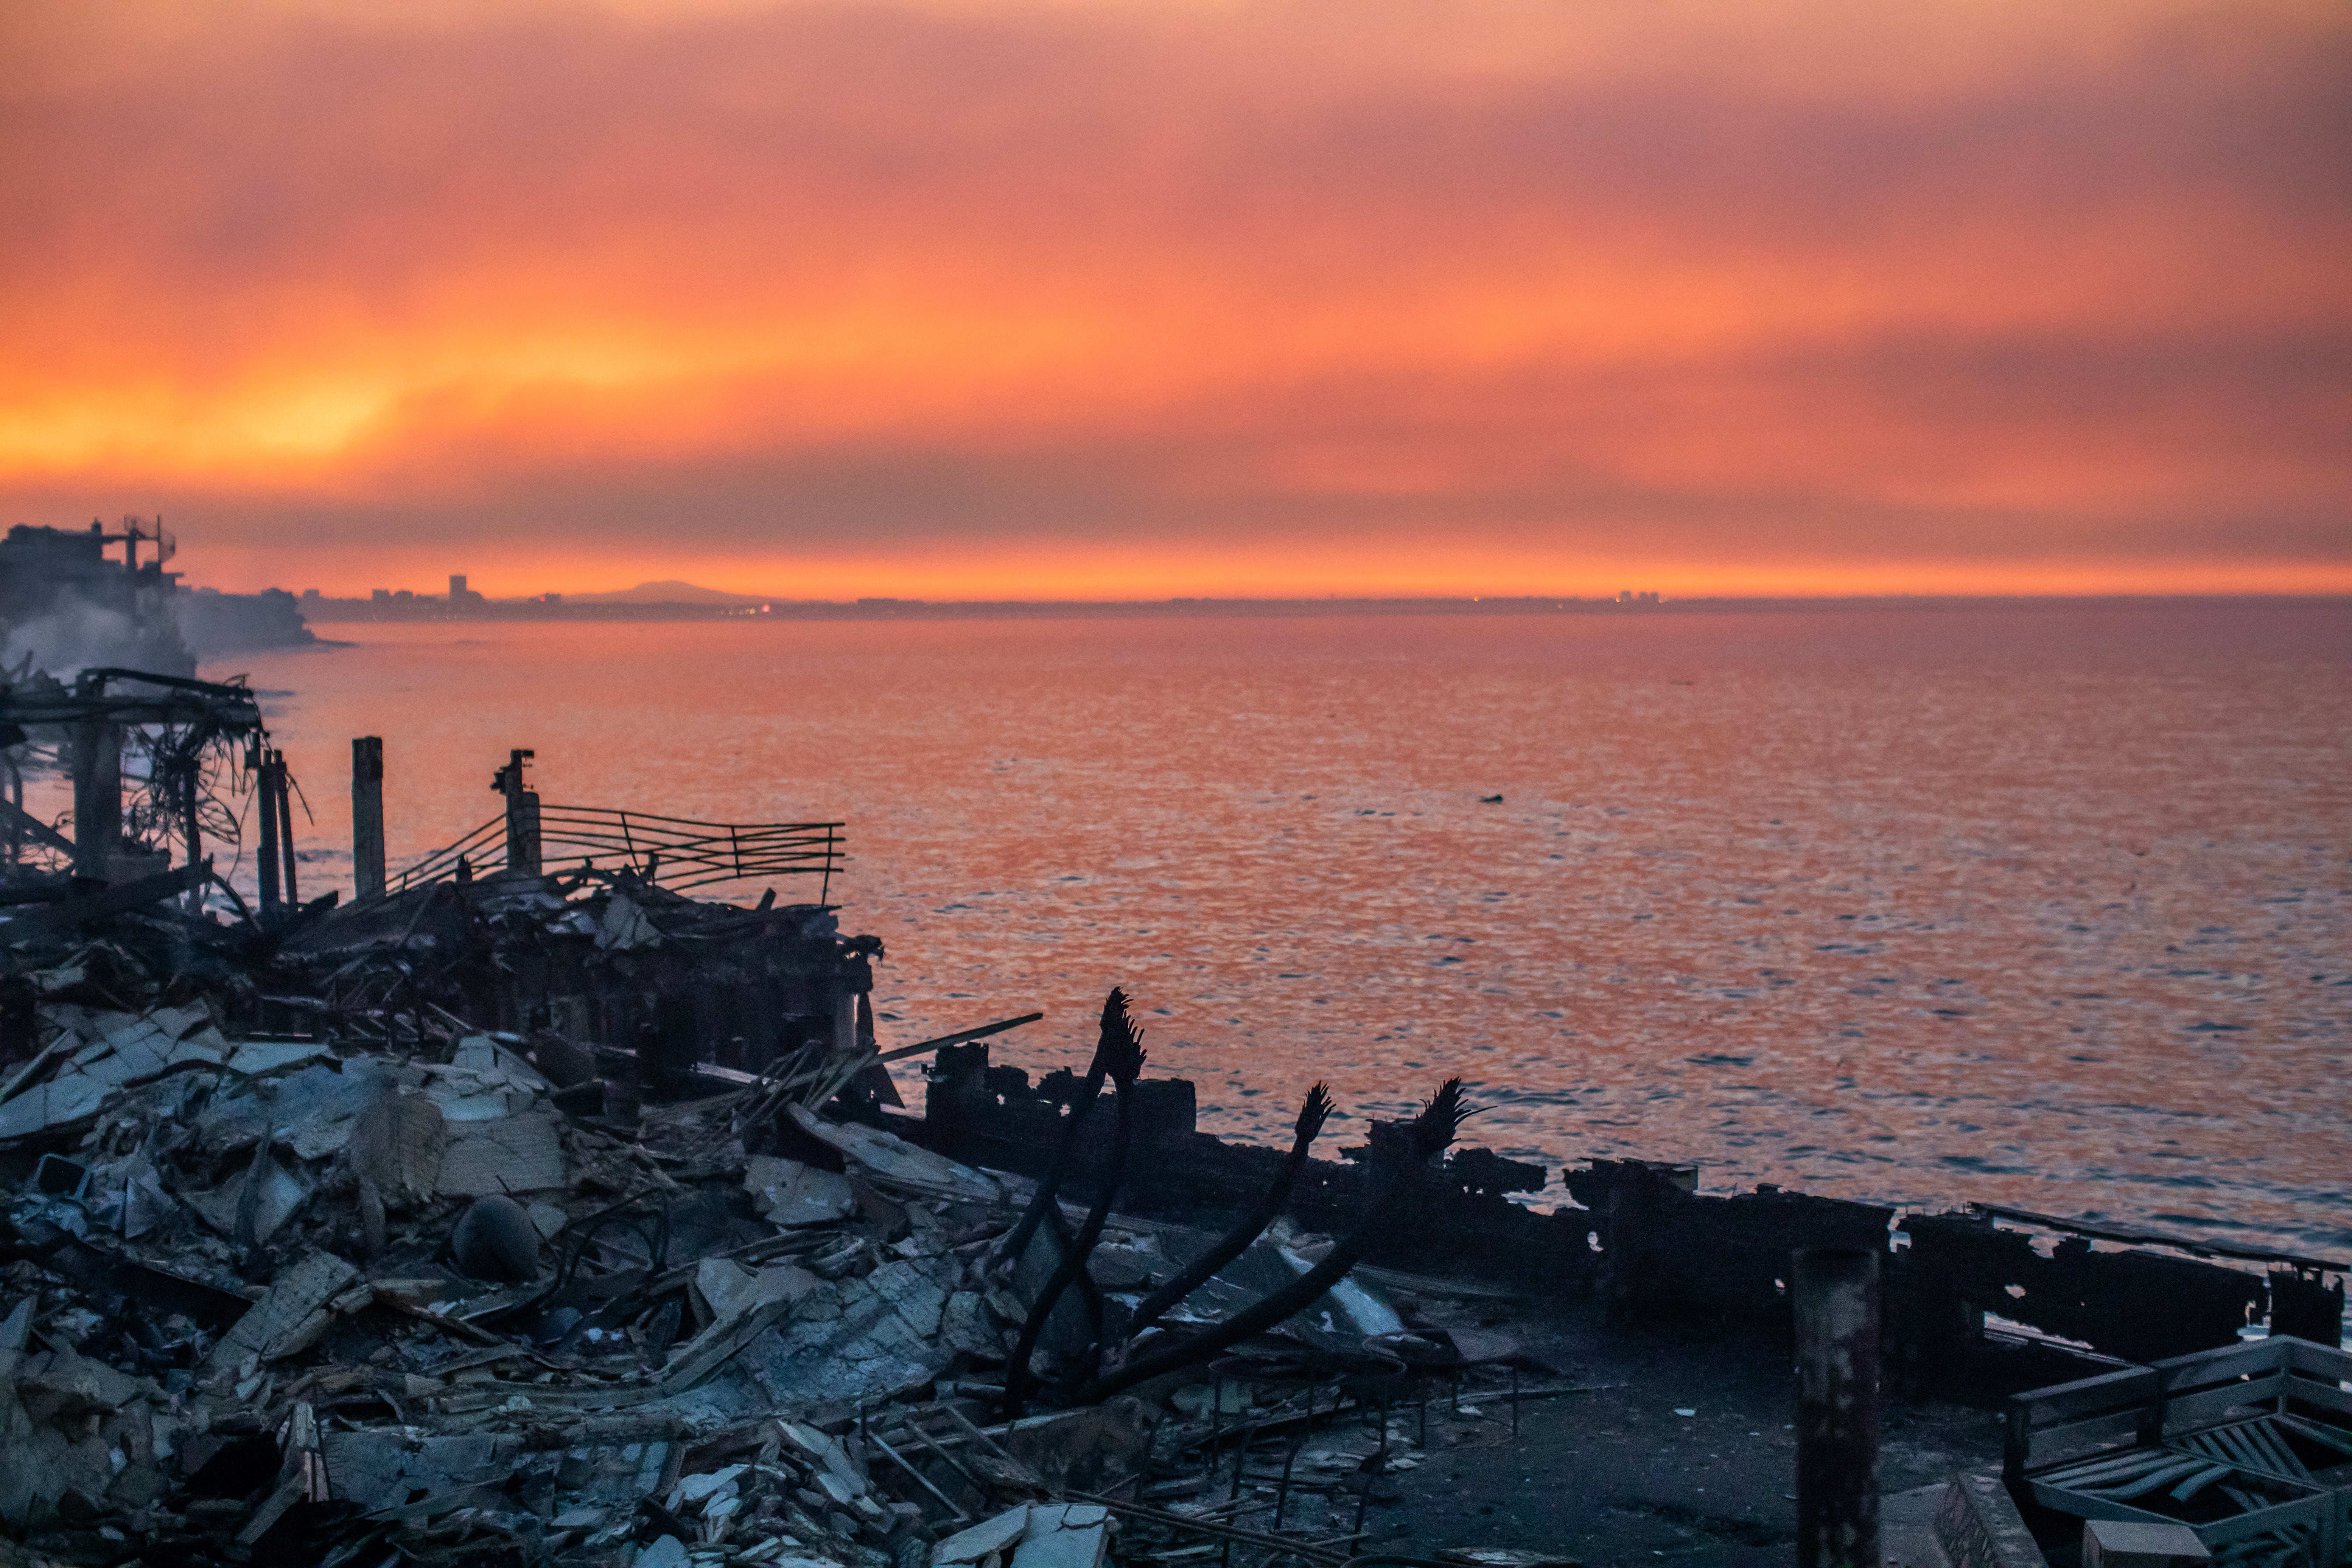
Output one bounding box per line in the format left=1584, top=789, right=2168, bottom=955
left=562, top=580, right=765, bottom=605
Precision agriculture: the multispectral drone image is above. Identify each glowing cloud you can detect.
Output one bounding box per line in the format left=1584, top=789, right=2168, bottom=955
left=1, top=0, right=2346, bottom=595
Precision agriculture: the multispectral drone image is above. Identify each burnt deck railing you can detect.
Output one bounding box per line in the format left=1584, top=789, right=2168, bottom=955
left=392, top=804, right=841, bottom=901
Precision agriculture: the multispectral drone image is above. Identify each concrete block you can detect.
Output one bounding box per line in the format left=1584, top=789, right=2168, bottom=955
left=2083, top=1519, right=2211, bottom=1568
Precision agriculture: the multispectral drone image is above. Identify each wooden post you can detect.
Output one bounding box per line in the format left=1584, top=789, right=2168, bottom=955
left=495, top=748, right=539, bottom=875
left=255, top=750, right=282, bottom=919
left=833, top=989, right=858, bottom=1060
left=5, top=754, right=21, bottom=867
left=1795, top=1246, right=1882, bottom=1568
left=351, top=737, right=385, bottom=900
left=276, top=751, right=299, bottom=906
left=68, top=715, right=122, bottom=880
left=182, top=757, right=205, bottom=916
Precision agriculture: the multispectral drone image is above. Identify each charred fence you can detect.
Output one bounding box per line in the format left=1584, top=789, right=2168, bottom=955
left=914, top=1036, right=2344, bottom=1392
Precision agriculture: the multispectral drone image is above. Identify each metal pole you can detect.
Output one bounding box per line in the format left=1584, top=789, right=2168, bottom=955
left=1793, top=1246, right=1881, bottom=1568
left=351, top=736, right=385, bottom=900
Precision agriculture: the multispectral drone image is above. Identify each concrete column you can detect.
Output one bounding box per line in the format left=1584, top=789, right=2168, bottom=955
left=1794, top=1246, right=1882, bottom=1568
left=352, top=737, right=385, bottom=899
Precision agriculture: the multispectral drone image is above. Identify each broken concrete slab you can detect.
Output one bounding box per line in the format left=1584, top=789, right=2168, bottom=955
left=1010, top=1502, right=1110, bottom=1568
left=787, top=1102, right=1005, bottom=1203
left=745, top=1255, right=958, bottom=1409
left=205, top=1250, right=360, bottom=1372
left=0, top=1070, right=107, bottom=1139
left=746, top=1154, right=858, bottom=1227
left=934, top=1504, right=1033, bottom=1566
left=190, top=1063, right=379, bottom=1160
left=695, top=1257, right=822, bottom=1327
left=12, top=1343, right=158, bottom=1425
left=225, top=1039, right=338, bottom=1076
left=323, top=1427, right=526, bottom=1510
left=185, top=1146, right=310, bottom=1245
left=348, top=1085, right=448, bottom=1206
left=434, top=1103, right=567, bottom=1195
left=941, top=1290, right=1007, bottom=1358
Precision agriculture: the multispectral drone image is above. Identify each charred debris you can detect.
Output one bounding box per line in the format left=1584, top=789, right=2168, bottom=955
left=0, top=677, right=2345, bottom=1568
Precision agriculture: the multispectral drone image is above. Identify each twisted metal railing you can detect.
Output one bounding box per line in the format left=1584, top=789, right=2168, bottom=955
left=392, top=804, right=841, bottom=901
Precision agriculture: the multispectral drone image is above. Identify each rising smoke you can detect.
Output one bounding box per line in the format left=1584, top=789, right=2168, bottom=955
left=1, top=588, right=195, bottom=679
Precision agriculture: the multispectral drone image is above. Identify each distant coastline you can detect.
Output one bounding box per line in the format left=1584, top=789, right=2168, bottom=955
left=296, top=590, right=2352, bottom=624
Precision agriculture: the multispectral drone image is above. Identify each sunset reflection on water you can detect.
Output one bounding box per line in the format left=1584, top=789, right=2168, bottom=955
left=209, top=606, right=2350, bottom=1254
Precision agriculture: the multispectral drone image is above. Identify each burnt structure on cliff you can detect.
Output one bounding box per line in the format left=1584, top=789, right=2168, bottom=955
left=0, top=518, right=317, bottom=680
left=0, top=520, right=196, bottom=678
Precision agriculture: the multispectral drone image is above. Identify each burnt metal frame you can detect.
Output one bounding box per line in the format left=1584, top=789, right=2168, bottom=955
left=392, top=804, right=843, bottom=899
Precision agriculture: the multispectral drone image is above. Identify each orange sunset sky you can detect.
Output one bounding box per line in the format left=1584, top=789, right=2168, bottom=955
left=2, top=0, right=2347, bottom=600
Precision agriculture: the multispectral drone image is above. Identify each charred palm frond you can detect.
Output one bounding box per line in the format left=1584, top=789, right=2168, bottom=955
left=989, top=989, right=1134, bottom=1271
left=1002, top=987, right=1147, bottom=1418
left=1126, top=1082, right=1336, bottom=1338
left=1078, top=1077, right=1470, bottom=1404
left=1410, top=1076, right=1473, bottom=1161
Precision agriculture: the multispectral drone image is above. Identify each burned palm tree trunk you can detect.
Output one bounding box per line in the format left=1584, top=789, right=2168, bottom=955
left=1002, top=988, right=1147, bottom=1419
left=1127, top=1082, right=1334, bottom=1339
left=990, top=997, right=1120, bottom=1272
left=1078, top=1079, right=1471, bottom=1405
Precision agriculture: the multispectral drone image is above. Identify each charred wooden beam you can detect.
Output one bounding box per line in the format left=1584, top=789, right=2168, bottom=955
left=352, top=736, right=385, bottom=900
left=1794, top=1246, right=1882, bottom=1568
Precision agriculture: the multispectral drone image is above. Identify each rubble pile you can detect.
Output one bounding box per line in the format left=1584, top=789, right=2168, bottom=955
left=0, top=896, right=1542, bottom=1568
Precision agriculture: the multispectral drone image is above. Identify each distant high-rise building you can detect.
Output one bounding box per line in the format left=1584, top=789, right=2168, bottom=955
left=372, top=588, right=391, bottom=603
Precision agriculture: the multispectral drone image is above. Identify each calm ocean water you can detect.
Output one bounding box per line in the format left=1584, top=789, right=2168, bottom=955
left=197, top=606, right=2350, bottom=1256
